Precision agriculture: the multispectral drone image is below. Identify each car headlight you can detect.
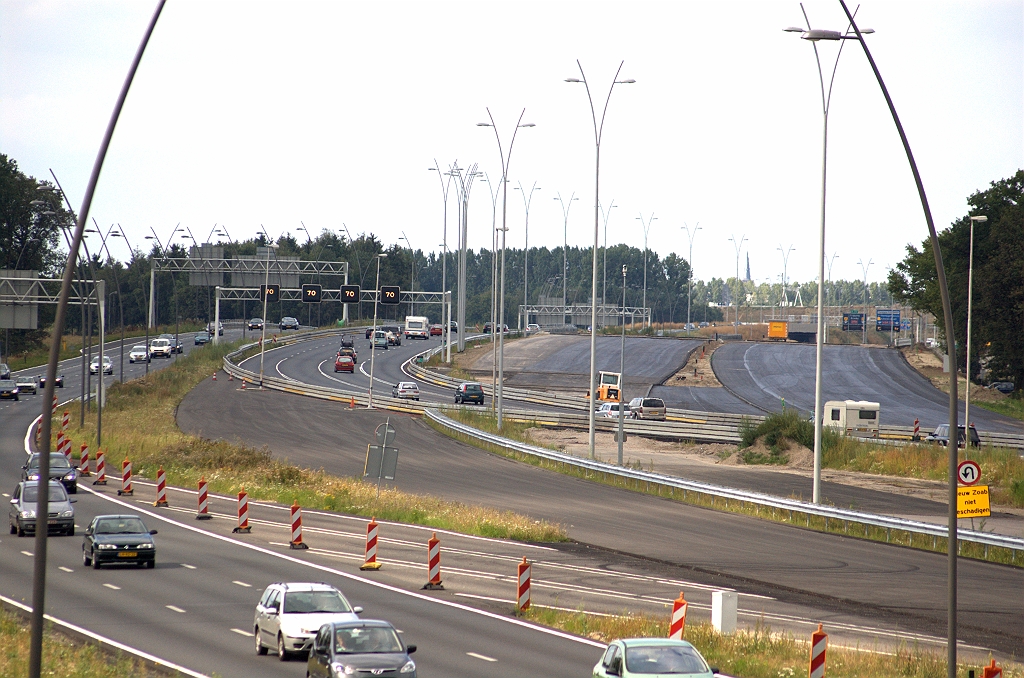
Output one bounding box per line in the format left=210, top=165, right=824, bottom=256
left=97, top=544, right=118, bottom=550
left=331, top=662, right=357, bottom=676
left=20, top=510, right=35, bottom=519
left=400, top=659, right=416, bottom=673
left=60, top=510, right=74, bottom=518
left=64, top=471, right=77, bottom=480
left=138, top=542, right=154, bottom=549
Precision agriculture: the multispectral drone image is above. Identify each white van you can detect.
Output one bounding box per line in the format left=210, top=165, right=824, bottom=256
left=823, top=400, right=880, bottom=438
left=149, top=338, right=172, bottom=358
left=404, top=316, right=429, bottom=340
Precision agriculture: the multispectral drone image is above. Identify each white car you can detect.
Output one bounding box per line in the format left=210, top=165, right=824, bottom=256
left=129, top=345, right=150, bottom=363
left=391, top=381, right=420, bottom=400
left=253, top=582, right=361, bottom=660
left=89, top=355, right=113, bottom=375
left=596, top=402, right=630, bottom=419
left=149, top=338, right=172, bottom=358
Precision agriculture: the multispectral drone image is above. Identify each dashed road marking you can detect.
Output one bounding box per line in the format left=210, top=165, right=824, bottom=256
left=21, top=550, right=33, bottom=557
left=467, top=652, right=497, bottom=662
left=181, top=563, right=196, bottom=569
left=166, top=605, right=186, bottom=613
left=58, top=566, right=73, bottom=573
left=103, top=583, right=120, bottom=590
left=230, top=628, right=253, bottom=637
left=232, top=580, right=251, bottom=587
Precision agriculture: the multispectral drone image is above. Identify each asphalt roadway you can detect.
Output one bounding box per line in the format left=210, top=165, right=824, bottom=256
left=712, top=342, right=1024, bottom=434
left=178, top=368, right=1024, bottom=655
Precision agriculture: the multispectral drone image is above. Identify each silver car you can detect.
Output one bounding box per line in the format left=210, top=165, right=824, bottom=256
left=89, top=355, right=113, bottom=375
left=254, top=582, right=362, bottom=660
left=391, top=381, right=420, bottom=400
left=596, top=402, right=630, bottom=419
left=9, top=480, right=76, bottom=537
left=129, top=345, right=150, bottom=363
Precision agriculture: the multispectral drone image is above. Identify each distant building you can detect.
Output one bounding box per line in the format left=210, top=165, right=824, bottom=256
left=745, top=253, right=751, bottom=282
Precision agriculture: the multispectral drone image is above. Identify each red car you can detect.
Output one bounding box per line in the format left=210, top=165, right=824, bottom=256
left=429, top=324, right=443, bottom=337
left=334, top=356, right=355, bottom=373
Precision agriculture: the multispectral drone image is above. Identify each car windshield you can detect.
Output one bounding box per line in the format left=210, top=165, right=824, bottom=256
left=17, top=377, right=33, bottom=383
left=283, top=590, right=352, bottom=614
left=22, top=485, right=69, bottom=502
left=625, top=645, right=709, bottom=675
left=132, top=346, right=147, bottom=351
left=28, top=454, right=71, bottom=470
left=93, top=517, right=148, bottom=534
left=334, top=626, right=402, bottom=654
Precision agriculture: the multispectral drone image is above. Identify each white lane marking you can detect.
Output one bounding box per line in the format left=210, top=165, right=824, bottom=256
left=21, top=550, right=33, bottom=557
left=181, top=563, right=197, bottom=569
left=0, top=592, right=210, bottom=677
left=1, top=493, right=9, bottom=498
left=316, top=359, right=362, bottom=388
left=166, top=605, right=186, bottom=613
left=232, top=580, right=251, bottom=587
left=230, top=628, right=253, bottom=637
left=58, top=566, right=73, bottom=573
left=79, top=485, right=606, bottom=650
left=103, top=583, right=121, bottom=590
left=467, top=652, right=497, bottom=662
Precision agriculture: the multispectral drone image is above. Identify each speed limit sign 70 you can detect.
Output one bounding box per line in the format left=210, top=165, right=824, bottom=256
left=957, top=460, right=981, bottom=486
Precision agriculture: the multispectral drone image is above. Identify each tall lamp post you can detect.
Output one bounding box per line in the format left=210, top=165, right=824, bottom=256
left=617, top=264, right=627, bottom=465
left=429, top=161, right=454, bottom=358
left=964, top=215, right=987, bottom=438
left=368, top=253, right=387, bottom=408
left=825, top=252, right=839, bottom=343
left=400, top=231, right=415, bottom=316
left=554, top=192, right=578, bottom=325
left=682, top=223, right=701, bottom=328
left=857, top=258, right=873, bottom=344
left=258, top=243, right=279, bottom=389
left=514, top=180, right=541, bottom=328
left=600, top=200, right=617, bottom=309
left=635, top=212, right=657, bottom=329
left=565, top=59, right=635, bottom=460
left=479, top=108, right=534, bottom=429
left=778, top=244, right=796, bottom=306
left=728, top=234, right=747, bottom=326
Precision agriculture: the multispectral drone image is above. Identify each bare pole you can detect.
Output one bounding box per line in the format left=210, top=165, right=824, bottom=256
left=30, top=3, right=165, bottom=675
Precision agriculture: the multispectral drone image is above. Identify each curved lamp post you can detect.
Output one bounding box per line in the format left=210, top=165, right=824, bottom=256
left=600, top=200, right=616, bottom=309
left=554, top=192, right=579, bottom=325
left=429, top=161, right=455, bottom=361
left=514, top=180, right=541, bottom=327
left=478, top=108, right=534, bottom=429
left=728, top=234, right=747, bottom=325
left=682, top=223, right=701, bottom=328
left=368, top=253, right=386, bottom=408
left=258, top=243, right=279, bottom=389
left=636, top=212, right=657, bottom=328
left=565, top=59, right=635, bottom=460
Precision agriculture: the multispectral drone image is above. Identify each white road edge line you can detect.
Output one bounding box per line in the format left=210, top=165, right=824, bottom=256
left=166, top=605, right=186, bottom=613
left=230, top=628, right=253, bottom=637
left=466, top=651, right=497, bottom=662
left=76, top=484, right=605, bottom=649
left=0, top=593, right=210, bottom=678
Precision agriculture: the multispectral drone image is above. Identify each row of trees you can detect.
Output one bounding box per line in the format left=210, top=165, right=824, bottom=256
left=889, top=170, right=1024, bottom=391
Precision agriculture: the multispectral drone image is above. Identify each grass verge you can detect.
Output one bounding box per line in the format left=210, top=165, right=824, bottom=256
left=429, top=410, right=1023, bottom=567
left=0, top=607, right=159, bottom=677
left=520, top=607, right=1021, bottom=678
left=54, top=340, right=565, bottom=543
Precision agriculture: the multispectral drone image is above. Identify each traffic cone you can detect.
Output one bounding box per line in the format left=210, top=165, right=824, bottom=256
left=212, top=373, right=217, bottom=381
left=228, top=373, right=234, bottom=381
left=349, top=396, right=355, bottom=409
left=240, top=380, right=247, bottom=390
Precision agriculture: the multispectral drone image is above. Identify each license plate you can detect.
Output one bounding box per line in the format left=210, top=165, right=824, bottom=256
left=118, top=552, right=138, bottom=558
left=47, top=520, right=59, bottom=525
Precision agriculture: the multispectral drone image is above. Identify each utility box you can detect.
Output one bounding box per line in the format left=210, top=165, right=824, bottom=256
left=767, top=321, right=788, bottom=341
left=712, top=591, right=737, bottom=634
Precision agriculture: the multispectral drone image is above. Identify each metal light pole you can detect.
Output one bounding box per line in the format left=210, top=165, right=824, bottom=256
left=778, top=244, right=796, bottom=306
left=565, top=59, right=635, bottom=460
left=826, top=252, right=839, bottom=342
left=514, top=180, right=541, bottom=327
left=258, top=243, right=279, bottom=389
left=429, top=161, right=454, bottom=359
left=636, top=212, right=657, bottom=329
left=857, top=258, right=873, bottom=344
left=400, top=232, right=415, bottom=316
left=601, top=200, right=617, bottom=311
left=728, top=234, right=747, bottom=326
left=554, top=192, right=579, bottom=325
left=449, top=163, right=479, bottom=352
left=964, top=215, right=987, bottom=439
left=682, top=223, right=701, bottom=328
left=368, top=253, right=387, bottom=408
left=479, top=109, right=534, bottom=429
left=618, top=264, right=627, bottom=465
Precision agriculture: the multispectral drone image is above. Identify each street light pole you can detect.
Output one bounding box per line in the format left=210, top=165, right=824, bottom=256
left=682, top=223, right=701, bottom=328
left=514, top=180, right=541, bottom=328
left=601, top=200, right=617, bottom=307
left=429, top=161, right=454, bottom=360
left=400, top=231, right=415, bottom=316
left=728, top=234, right=747, bottom=326
left=965, top=215, right=987, bottom=440
left=636, top=212, right=657, bottom=329
left=554, top=192, right=579, bottom=325
left=857, top=258, right=873, bottom=344
left=778, top=244, right=796, bottom=306
left=368, top=253, right=387, bottom=408
left=258, top=243, right=279, bottom=389
left=618, top=264, right=627, bottom=466
left=565, top=59, right=636, bottom=460
left=479, top=109, right=534, bottom=430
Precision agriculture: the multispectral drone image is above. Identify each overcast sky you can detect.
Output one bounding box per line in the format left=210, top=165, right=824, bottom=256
left=3, top=1, right=1021, bottom=285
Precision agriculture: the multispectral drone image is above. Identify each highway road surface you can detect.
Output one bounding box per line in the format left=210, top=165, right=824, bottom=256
left=712, top=342, right=1024, bottom=434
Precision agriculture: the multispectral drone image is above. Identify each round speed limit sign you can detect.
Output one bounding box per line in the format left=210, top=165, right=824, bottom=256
left=957, top=460, right=981, bottom=486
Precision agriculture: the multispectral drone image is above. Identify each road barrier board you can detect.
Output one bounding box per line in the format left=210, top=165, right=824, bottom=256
left=957, top=485, right=991, bottom=518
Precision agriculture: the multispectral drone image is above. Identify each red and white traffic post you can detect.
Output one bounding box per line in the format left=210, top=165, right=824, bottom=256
left=56, top=432, right=65, bottom=461
left=983, top=659, right=1003, bottom=678
left=516, top=557, right=532, bottom=613
left=289, top=501, right=307, bottom=549
left=92, top=449, right=107, bottom=485
left=61, top=410, right=70, bottom=433
left=62, top=434, right=72, bottom=462
left=669, top=592, right=688, bottom=639
left=422, top=532, right=443, bottom=590
left=153, top=467, right=169, bottom=507
left=51, top=394, right=57, bottom=415
left=232, top=488, right=251, bottom=533
left=809, top=623, right=827, bottom=678
left=117, top=458, right=133, bottom=496
left=360, top=518, right=382, bottom=570
left=196, top=476, right=211, bottom=519
left=79, top=443, right=90, bottom=476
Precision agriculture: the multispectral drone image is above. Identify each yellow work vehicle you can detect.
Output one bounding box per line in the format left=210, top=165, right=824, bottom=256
left=586, top=371, right=622, bottom=403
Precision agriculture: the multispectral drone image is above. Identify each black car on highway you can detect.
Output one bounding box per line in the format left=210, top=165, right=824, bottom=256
left=39, top=373, right=64, bottom=389
left=306, top=620, right=416, bottom=678
left=454, top=382, right=484, bottom=405
left=248, top=317, right=264, bottom=330
left=22, top=453, right=78, bottom=493
left=926, top=424, right=980, bottom=448
left=0, top=363, right=10, bottom=379
left=0, top=380, right=19, bottom=400
left=280, top=316, right=300, bottom=330
left=82, top=514, right=157, bottom=569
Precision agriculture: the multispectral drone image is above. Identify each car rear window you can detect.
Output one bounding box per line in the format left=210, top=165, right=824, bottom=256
left=643, top=399, right=665, bottom=408
left=465, top=384, right=483, bottom=394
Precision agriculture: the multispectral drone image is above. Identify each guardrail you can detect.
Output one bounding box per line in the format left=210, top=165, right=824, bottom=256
left=221, top=334, right=1023, bottom=560
left=424, top=408, right=1024, bottom=559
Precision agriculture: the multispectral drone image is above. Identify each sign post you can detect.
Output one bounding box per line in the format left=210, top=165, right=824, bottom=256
left=365, top=419, right=399, bottom=498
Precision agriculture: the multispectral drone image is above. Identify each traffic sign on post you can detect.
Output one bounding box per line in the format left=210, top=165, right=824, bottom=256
left=380, top=285, right=401, bottom=305
left=957, top=460, right=981, bottom=486
left=340, top=284, right=360, bottom=304
left=301, top=284, right=322, bottom=303
left=260, top=284, right=280, bottom=304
